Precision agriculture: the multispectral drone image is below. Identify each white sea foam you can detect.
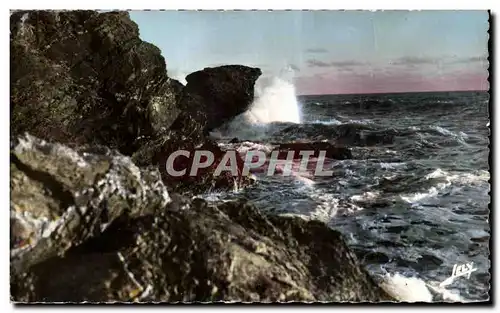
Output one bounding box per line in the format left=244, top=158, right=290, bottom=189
left=380, top=162, right=406, bottom=170
left=425, top=168, right=490, bottom=184
left=400, top=185, right=448, bottom=204
left=310, top=119, right=342, bottom=125
left=350, top=191, right=380, bottom=203
left=430, top=125, right=468, bottom=144
left=347, top=119, right=373, bottom=125
left=425, top=168, right=449, bottom=179
left=234, top=141, right=274, bottom=154
left=217, top=67, right=302, bottom=140
left=245, top=75, right=301, bottom=124
left=379, top=273, right=433, bottom=302
left=401, top=168, right=489, bottom=204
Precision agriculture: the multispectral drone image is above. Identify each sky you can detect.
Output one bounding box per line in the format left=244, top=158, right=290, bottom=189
left=130, top=10, right=489, bottom=95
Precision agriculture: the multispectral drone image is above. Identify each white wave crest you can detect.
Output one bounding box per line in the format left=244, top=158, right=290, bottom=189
left=430, top=126, right=468, bottom=144
left=425, top=168, right=490, bottom=184
left=379, top=273, right=433, bottom=302
left=245, top=75, right=301, bottom=124
left=350, top=191, right=380, bottom=203
left=310, top=119, right=342, bottom=125
left=401, top=168, right=489, bottom=204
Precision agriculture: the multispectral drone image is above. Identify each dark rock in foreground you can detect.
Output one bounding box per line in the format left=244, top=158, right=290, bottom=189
left=11, top=10, right=263, bottom=195
left=11, top=134, right=393, bottom=303
left=10, top=10, right=183, bottom=155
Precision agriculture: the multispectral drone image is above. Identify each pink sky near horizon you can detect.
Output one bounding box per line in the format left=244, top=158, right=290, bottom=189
left=294, top=71, right=489, bottom=96
left=131, top=11, right=489, bottom=96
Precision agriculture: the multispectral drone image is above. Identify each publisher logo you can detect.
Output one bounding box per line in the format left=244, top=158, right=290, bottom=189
left=439, top=262, right=478, bottom=288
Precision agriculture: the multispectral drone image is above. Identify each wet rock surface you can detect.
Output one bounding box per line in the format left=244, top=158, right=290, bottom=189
left=11, top=134, right=392, bottom=303
left=10, top=10, right=260, bottom=194
left=10, top=10, right=183, bottom=154
left=175, top=65, right=262, bottom=133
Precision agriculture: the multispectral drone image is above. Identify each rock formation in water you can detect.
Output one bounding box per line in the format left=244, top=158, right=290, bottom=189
left=11, top=134, right=392, bottom=302
left=172, top=65, right=262, bottom=133
left=279, top=123, right=395, bottom=147
left=10, top=10, right=394, bottom=303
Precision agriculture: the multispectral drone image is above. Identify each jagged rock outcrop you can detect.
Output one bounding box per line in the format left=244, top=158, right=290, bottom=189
left=10, top=134, right=171, bottom=276
left=171, top=65, right=262, bottom=135
left=10, top=10, right=183, bottom=155
left=11, top=134, right=393, bottom=303
left=10, top=10, right=262, bottom=195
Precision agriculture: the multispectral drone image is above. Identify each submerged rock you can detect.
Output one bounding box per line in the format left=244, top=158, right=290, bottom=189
left=277, top=142, right=353, bottom=160
left=11, top=134, right=393, bottom=303
left=279, top=123, right=395, bottom=147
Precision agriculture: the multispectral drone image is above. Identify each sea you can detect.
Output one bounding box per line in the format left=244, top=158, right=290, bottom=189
left=207, top=78, right=491, bottom=302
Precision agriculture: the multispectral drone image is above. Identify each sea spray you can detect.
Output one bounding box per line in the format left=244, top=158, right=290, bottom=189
left=245, top=75, right=302, bottom=124
left=211, top=67, right=302, bottom=140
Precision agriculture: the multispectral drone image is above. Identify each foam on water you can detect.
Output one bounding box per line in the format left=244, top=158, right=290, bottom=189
left=400, top=187, right=443, bottom=204
left=429, top=125, right=469, bottom=144
left=380, top=162, right=407, bottom=170
left=378, top=272, right=467, bottom=302
left=309, top=119, right=342, bottom=125
left=217, top=67, right=302, bottom=140
left=400, top=168, right=489, bottom=204
left=425, top=168, right=489, bottom=185
left=350, top=191, right=380, bottom=203
left=379, top=273, right=434, bottom=302
left=245, top=75, right=301, bottom=124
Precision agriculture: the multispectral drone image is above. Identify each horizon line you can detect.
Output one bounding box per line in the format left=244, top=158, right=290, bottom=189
left=296, top=89, right=490, bottom=97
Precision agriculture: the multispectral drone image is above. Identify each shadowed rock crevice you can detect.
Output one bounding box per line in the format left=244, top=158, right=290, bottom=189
left=11, top=154, right=76, bottom=212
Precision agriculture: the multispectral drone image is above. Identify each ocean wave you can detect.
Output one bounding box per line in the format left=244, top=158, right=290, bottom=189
left=429, top=126, right=469, bottom=144
left=380, top=162, right=407, bottom=170
left=400, top=168, right=489, bottom=204
left=400, top=187, right=443, bottom=204
left=350, top=191, right=380, bottom=203
left=379, top=273, right=433, bottom=302
left=346, top=119, right=373, bottom=125
left=425, top=168, right=490, bottom=185
left=308, top=119, right=342, bottom=125
left=232, top=141, right=274, bottom=154
left=243, top=74, right=301, bottom=124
